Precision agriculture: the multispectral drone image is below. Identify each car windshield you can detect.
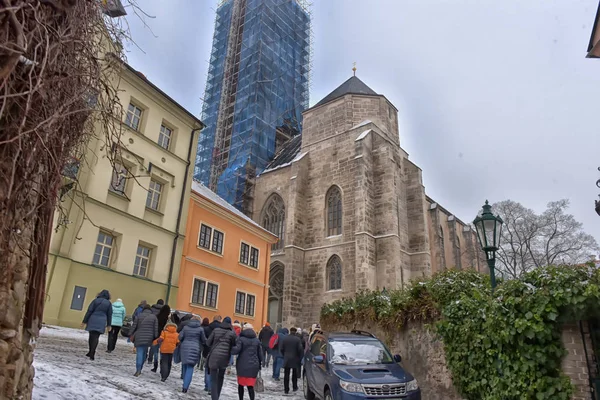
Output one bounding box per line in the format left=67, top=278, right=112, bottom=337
left=329, top=339, right=393, bottom=365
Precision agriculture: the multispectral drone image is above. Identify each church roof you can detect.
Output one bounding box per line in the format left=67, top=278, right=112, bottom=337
left=313, top=76, right=379, bottom=108
left=263, top=134, right=302, bottom=172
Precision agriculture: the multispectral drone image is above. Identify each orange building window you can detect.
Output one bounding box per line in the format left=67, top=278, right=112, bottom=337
left=191, top=278, right=219, bottom=308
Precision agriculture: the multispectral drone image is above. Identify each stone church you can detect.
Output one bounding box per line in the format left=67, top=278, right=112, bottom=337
left=251, top=75, right=486, bottom=328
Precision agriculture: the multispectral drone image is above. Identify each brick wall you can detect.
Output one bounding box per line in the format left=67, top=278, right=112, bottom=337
left=562, top=323, right=594, bottom=400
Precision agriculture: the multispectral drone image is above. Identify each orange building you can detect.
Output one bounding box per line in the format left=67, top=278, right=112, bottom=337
left=177, top=181, right=278, bottom=326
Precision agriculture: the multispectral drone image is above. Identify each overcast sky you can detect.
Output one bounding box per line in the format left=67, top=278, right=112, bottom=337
left=124, top=0, right=600, bottom=242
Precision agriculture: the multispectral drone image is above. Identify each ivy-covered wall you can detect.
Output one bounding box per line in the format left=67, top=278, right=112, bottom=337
left=320, top=265, right=600, bottom=400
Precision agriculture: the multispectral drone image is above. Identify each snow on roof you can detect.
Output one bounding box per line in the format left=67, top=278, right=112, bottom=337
left=351, top=119, right=372, bottom=130
left=355, top=129, right=372, bottom=142
left=191, top=181, right=275, bottom=237
left=261, top=151, right=307, bottom=175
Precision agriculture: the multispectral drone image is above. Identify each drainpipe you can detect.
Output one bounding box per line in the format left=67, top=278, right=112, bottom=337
left=166, top=126, right=202, bottom=304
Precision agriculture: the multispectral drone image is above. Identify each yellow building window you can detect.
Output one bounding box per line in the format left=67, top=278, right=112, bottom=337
left=93, top=231, right=114, bottom=267
left=133, top=245, right=151, bottom=277
left=109, top=163, right=129, bottom=195
left=124, top=103, right=142, bottom=131
left=146, top=180, right=163, bottom=211
left=158, top=125, right=172, bottom=150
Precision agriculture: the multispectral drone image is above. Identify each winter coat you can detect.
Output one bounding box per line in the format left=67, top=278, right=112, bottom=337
left=280, top=331, right=304, bottom=369
left=302, top=331, right=310, bottom=354
left=110, top=301, right=126, bottom=327
left=130, top=309, right=158, bottom=347
left=232, top=329, right=263, bottom=378
left=150, top=303, right=163, bottom=316
left=258, top=325, right=274, bottom=348
left=82, top=290, right=112, bottom=334
left=159, top=324, right=179, bottom=354
left=156, top=305, right=171, bottom=333
left=273, top=328, right=289, bottom=358
left=132, top=305, right=144, bottom=321
left=205, top=320, right=221, bottom=339
left=206, top=322, right=237, bottom=369
left=202, top=324, right=212, bottom=357
left=176, top=313, right=193, bottom=333
left=179, top=319, right=207, bottom=365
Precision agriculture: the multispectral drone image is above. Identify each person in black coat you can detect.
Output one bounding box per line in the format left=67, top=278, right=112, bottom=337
left=201, top=317, right=212, bottom=390
left=280, top=327, right=304, bottom=394
left=258, top=323, right=274, bottom=368
left=81, top=289, right=112, bottom=361
left=206, top=315, right=222, bottom=338
left=147, top=299, right=166, bottom=367
left=232, top=324, right=263, bottom=400
left=206, top=316, right=237, bottom=400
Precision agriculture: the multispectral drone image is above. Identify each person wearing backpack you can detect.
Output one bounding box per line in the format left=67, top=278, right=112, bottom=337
left=271, top=327, right=288, bottom=380
left=232, top=323, right=263, bottom=400
left=258, top=322, right=274, bottom=368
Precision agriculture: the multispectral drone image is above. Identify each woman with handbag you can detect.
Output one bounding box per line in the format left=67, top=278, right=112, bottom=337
left=178, top=316, right=207, bottom=393
left=81, top=289, right=112, bottom=361
left=231, top=323, right=264, bottom=400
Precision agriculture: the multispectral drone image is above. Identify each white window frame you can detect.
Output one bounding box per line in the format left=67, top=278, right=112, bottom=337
left=124, top=102, right=143, bottom=131
left=158, top=124, right=172, bottom=150
left=133, top=244, right=151, bottom=277
left=239, top=241, right=259, bottom=269
left=109, top=162, right=129, bottom=195
left=146, top=179, right=163, bottom=211
left=197, top=222, right=225, bottom=255
left=93, top=231, right=114, bottom=267
left=190, top=277, right=219, bottom=309
left=234, top=290, right=256, bottom=317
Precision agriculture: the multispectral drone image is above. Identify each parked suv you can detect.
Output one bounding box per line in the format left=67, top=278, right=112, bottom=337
left=303, top=330, right=421, bottom=400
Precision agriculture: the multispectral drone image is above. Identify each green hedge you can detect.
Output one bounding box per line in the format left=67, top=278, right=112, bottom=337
left=320, top=264, right=600, bottom=400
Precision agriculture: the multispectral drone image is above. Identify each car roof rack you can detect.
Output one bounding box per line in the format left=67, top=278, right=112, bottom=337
left=350, top=330, right=377, bottom=338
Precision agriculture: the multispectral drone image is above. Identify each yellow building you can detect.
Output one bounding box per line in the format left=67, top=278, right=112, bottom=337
left=45, top=60, right=204, bottom=327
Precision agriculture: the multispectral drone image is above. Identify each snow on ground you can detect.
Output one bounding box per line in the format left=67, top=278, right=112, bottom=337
left=33, top=325, right=304, bottom=400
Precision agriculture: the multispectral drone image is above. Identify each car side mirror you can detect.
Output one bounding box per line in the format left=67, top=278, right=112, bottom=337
left=394, top=354, right=402, bottom=363
left=314, top=355, right=325, bottom=364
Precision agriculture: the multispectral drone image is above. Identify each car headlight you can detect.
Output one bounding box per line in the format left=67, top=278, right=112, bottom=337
left=406, top=379, right=419, bottom=392
left=339, top=380, right=363, bottom=393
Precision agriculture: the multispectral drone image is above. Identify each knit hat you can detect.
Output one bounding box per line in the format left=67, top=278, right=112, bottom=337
left=223, top=316, right=232, bottom=324
left=265, top=322, right=270, bottom=327
left=244, top=323, right=254, bottom=330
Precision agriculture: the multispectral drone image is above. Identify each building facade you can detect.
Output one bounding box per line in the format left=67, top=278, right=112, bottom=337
left=252, top=76, right=486, bottom=328
left=177, top=181, right=278, bottom=326
left=45, top=61, right=204, bottom=327
left=194, top=0, right=310, bottom=214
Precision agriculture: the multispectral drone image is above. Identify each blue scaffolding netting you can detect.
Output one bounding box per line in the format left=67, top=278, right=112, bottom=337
left=194, top=0, right=311, bottom=212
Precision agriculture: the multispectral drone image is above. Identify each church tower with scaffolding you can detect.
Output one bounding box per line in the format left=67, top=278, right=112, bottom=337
left=195, top=0, right=311, bottom=214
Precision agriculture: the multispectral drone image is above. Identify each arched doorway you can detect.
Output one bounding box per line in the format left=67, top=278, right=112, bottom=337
left=268, top=262, right=284, bottom=328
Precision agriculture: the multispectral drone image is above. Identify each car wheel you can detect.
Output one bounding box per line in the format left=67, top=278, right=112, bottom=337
left=324, top=388, right=333, bottom=400
left=303, top=373, right=315, bottom=400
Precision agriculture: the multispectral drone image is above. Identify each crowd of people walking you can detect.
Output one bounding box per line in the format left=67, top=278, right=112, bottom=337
left=80, top=289, right=319, bottom=399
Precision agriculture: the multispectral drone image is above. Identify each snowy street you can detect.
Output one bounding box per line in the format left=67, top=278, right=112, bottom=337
left=33, top=326, right=304, bottom=400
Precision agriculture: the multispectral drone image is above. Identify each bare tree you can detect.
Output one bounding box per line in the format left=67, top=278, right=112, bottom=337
left=493, top=199, right=599, bottom=279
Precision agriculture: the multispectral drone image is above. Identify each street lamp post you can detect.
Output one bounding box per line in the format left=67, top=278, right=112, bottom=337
left=473, top=200, right=504, bottom=291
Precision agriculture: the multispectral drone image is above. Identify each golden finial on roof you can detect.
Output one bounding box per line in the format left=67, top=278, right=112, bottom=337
left=352, top=62, right=356, bottom=76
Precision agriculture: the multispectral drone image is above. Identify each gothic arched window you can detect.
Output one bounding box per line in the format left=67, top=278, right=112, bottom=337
left=327, top=255, right=342, bottom=291
left=326, top=186, right=342, bottom=237
left=261, top=194, right=286, bottom=251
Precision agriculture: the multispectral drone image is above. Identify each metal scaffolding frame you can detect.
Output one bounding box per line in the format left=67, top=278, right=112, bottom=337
left=195, top=0, right=312, bottom=215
